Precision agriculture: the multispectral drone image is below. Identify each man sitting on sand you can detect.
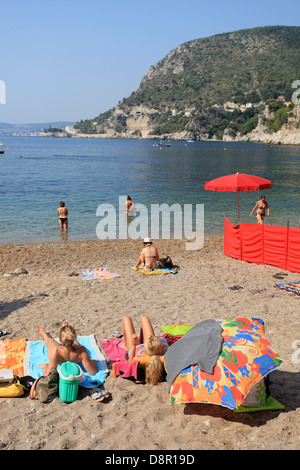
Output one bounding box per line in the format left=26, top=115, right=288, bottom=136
left=36, top=322, right=98, bottom=376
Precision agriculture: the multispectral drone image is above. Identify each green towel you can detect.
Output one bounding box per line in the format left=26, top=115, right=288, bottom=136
left=161, top=324, right=194, bottom=335
left=234, top=396, right=285, bottom=413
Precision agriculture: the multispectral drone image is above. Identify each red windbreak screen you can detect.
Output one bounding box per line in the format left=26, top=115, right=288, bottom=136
left=224, top=218, right=300, bottom=273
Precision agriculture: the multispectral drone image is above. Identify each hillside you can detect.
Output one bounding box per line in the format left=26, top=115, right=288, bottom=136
left=74, top=26, right=300, bottom=143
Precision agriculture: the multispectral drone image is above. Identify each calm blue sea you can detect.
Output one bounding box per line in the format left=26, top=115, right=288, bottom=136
left=1, top=136, right=300, bottom=244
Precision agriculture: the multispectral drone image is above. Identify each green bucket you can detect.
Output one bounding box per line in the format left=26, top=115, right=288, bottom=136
left=58, top=362, right=81, bottom=403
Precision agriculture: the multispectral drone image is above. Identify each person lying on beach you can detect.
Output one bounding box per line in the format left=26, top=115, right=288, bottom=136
left=57, top=201, right=68, bottom=231
left=125, top=195, right=135, bottom=215
left=120, top=315, right=168, bottom=385
left=35, top=322, right=98, bottom=376
left=250, top=195, right=270, bottom=224
left=133, top=238, right=174, bottom=272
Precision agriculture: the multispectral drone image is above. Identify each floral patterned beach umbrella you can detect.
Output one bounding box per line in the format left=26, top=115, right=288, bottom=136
left=169, top=318, right=282, bottom=410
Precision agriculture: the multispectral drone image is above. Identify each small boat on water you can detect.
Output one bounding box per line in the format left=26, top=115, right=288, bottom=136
left=0, top=142, right=4, bottom=154
left=153, top=141, right=171, bottom=147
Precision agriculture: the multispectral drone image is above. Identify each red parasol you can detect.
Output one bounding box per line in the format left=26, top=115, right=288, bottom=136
left=204, top=173, right=272, bottom=222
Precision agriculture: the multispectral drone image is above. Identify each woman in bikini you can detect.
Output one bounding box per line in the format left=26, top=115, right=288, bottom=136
left=250, top=195, right=270, bottom=224
left=120, top=315, right=168, bottom=385
left=57, top=201, right=68, bottom=231
left=35, top=322, right=98, bottom=376
left=133, top=238, right=160, bottom=272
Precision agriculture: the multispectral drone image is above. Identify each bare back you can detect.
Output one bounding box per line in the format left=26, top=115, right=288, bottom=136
left=142, top=245, right=159, bottom=268
left=56, top=344, right=85, bottom=364
left=48, top=343, right=97, bottom=375
left=125, top=200, right=134, bottom=214
left=58, top=207, right=68, bottom=218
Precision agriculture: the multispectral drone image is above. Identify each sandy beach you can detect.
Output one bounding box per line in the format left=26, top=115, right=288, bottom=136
left=0, top=235, right=299, bottom=451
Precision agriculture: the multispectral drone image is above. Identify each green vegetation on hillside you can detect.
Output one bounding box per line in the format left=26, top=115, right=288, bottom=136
left=75, top=26, right=300, bottom=139
left=266, top=100, right=295, bottom=132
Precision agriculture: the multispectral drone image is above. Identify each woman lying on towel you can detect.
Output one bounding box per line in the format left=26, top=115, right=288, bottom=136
left=133, top=238, right=174, bottom=272
left=120, top=315, right=168, bottom=385
left=35, top=323, right=98, bottom=376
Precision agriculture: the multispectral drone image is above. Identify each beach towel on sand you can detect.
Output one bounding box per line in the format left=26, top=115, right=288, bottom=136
left=131, top=265, right=178, bottom=276
left=82, top=267, right=120, bottom=280
left=162, top=324, right=194, bottom=336
left=275, top=280, right=300, bottom=296
left=0, top=338, right=27, bottom=376
left=101, top=338, right=139, bottom=379
left=23, top=335, right=109, bottom=388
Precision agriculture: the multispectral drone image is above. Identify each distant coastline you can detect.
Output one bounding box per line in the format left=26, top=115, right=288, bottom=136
left=2, top=128, right=300, bottom=146
left=41, top=102, right=300, bottom=146
left=0, top=121, right=76, bottom=137
left=39, top=121, right=300, bottom=146
left=2, top=102, right=300, bottom=146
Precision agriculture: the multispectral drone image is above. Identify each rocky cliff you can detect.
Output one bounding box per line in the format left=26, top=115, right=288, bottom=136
left=223, top=104, right=300, bottom=145
left=73, top=103, right=300, bottom=146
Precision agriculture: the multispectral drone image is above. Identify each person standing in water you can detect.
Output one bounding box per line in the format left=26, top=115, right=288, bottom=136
left=125, top=196, right=135, bottom=215
left=57, top=201, right=68, bottom=231
left=250, top=195, right=270, bottom=224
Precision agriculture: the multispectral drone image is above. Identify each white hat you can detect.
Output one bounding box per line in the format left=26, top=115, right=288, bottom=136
left=143, top=237, right=152, bottom=243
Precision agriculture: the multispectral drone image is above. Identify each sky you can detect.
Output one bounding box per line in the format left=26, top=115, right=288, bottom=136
left=1, top=0, right=300, bottom=124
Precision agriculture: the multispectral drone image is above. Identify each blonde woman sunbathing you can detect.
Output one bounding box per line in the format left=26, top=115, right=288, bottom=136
left=35, top=322, right=98, bottom=376
left=120, top=315, right=168, bottom=385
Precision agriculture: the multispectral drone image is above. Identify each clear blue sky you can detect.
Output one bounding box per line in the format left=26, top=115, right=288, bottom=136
left=1, top=0, right=300, bottom=124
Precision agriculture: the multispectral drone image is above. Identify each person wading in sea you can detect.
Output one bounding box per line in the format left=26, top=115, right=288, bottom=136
left=57, top=201, right=68, bottom=231
left=250, top=195, right=270, bottom=224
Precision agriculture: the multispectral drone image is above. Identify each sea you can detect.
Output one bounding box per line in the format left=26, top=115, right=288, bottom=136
left=1, top=136, right=300, bottom=245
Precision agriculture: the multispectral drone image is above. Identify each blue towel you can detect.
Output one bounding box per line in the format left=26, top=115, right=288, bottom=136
left=24, top=335, right=109, bottom=389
